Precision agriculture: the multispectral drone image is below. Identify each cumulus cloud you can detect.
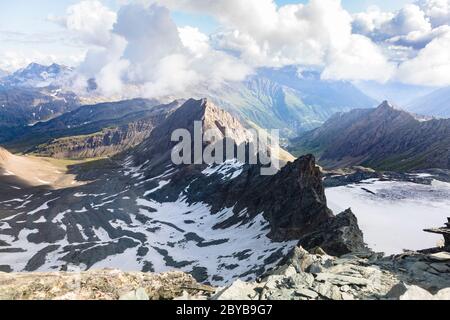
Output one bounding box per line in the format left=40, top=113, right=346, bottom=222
left=396, top=31, right=450, bottom=86
left=51, top=0, right=117, bottom=47
left=352, top=0, right=450, bottom=49
left=64, top=1, right=251, bottom=97
left=56, top=0, right=450, bottom=93
left=158, top=0, right=394, bottom=82
left=418, top=0, right=450, bottom=27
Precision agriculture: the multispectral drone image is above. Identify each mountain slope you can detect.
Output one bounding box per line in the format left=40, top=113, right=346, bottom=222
left=406, top=87, right=450, bottom=118
left=0, top=99, right=365, bottom=284
left=0, top=146, right=81, bottom=189
left=4, top=99, right=181, bottom=155
left=0, top=86, right=79, bottom=128
left=290, top=101, right=450, bottom=171
left=203, top=67, right=377, bottom=137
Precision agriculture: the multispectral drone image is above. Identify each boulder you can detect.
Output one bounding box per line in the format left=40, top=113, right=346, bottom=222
left=119, top=288, right=149, bottom=301
left=213, top=280, right=259, bottom=300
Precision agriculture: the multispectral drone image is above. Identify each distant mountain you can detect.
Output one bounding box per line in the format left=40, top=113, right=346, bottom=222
left=3, top=98, right=182, bottom=157
left=289, top=101, right=450, bottom=171
left=0, top=86, right=80, bottom=143
left=406, top=87, right=450, bottom=118
left=2, top=63, right=73, bottom=88
left=203, top=67, right=377, bottom=137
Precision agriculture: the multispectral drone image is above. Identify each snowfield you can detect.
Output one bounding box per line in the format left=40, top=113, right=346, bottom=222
left=326, top=178, right=450, bottom=255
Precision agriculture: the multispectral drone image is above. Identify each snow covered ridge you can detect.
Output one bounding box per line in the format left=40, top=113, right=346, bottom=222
left=1, top=63, right=74, bottom=89
left=0, top=150, right=360, bottom=285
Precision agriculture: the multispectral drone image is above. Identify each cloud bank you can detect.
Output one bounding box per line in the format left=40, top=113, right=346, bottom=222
left=52, top=0, right=450, bottom=98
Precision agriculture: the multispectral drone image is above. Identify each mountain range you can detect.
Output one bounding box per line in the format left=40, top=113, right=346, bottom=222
left=205, top=67, right=378, bottom=137
left=1, top=63, right=73, bottom=88
left=0, top=63, right=378, bottom=141
left=289, top=101, right=450, bottom=171
left=2, top=98, right=180, bottom=155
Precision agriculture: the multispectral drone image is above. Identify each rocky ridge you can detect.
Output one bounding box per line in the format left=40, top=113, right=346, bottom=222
left=290, top=101, right=450, bottom=171
left=212, top=246, right=450, bottom=300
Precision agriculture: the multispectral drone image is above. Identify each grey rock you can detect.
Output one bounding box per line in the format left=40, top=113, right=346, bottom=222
left=119, top=288, right=149, bottom=300
left=213, top=280, right=259, bottom=300
left=307, top=262, right=324, bottom=274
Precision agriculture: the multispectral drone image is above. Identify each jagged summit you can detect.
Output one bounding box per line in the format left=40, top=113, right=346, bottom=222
left=290, top=100, right=450, bottom=171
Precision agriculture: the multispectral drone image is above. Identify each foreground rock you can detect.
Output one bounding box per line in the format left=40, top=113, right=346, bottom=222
left=213, top=247, right=450, bottom=300
left=0, top=270, right=213, bottom=300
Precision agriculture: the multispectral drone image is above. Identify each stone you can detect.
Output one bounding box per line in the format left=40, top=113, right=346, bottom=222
left=294, top=288, right=319, bottom=299
left=307, top=262, right=324, bottom=274
left=311, top=247, right=328, bottom=256
left=288, top=273, right=315, bottom=287
left=434, top=288, right=450, bottom=300
left=213, top=280, right=258, bottom=300
left=399, top=285, right=433, bottom=300
left=272, top=264, right=297, bottom=277
left=312, top=282, right=342, bottom=300
left=341, top=292, right=354, bottom=300
left=315, top=273, right=369, bottom=287
left=119, top=288, right=149, bottom=300
left=386, top=282, right=408, bottom=299
left=428, top=252, right=450, bottom=262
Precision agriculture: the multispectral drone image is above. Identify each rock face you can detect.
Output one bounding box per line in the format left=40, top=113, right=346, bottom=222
left=290, top=101, right=450, bottom=171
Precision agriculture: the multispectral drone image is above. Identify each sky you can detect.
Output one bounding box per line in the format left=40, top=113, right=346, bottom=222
left=0, top=0, right=449, bottom=97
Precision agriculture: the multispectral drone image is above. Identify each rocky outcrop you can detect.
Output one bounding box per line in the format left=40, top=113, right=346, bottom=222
left=290, top=101, right=450, bottom=171
left=1, top=248, right=448, bottom=300
left=0, top=269, right=213, bottom=300
left=213, top=246, right=450, bottom=300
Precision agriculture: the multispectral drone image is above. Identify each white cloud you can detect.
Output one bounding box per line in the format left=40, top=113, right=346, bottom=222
left=64, top=2, right=251, bottom=97
left=50, top=0, right=450, bottom=92
left=57, top=0, right=117, bottom=47
left=396, top=31, right=450, bottom=86
left=178, top=26, right=210, bottom=57
left=158, top=0, right=394, bottom=82
left=322, top=34, right=395, bottom=82
left=418, top=0, right=450, bottom=27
